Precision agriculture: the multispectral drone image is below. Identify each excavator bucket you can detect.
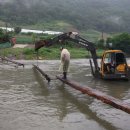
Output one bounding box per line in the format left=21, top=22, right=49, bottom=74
left=35, top=40, right=47, bottom=51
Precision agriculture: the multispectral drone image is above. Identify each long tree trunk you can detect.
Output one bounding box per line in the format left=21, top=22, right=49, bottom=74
left=57, top=76, right=130, bottom=114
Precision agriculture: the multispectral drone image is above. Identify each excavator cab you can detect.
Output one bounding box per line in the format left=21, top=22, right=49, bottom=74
left=100, top=50, right=129, bottom=80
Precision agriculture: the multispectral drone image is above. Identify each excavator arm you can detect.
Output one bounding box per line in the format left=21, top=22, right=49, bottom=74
left=35, top=32, right=100, bottom=77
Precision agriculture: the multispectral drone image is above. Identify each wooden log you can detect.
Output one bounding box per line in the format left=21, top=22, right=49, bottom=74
left=33, top=64, right=51, bottom=82
left=56, top=76, right=130, bottom=114
left=32, top=65, right=130, bottom=114
left=0, top=56, right=24, bottom=67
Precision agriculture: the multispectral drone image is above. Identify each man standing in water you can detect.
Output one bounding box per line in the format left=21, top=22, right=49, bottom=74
left=59, top=47, right=70, bottom=79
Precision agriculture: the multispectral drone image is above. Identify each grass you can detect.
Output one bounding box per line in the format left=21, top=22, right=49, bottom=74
left=0, top=46, right=104, bottom=60
left=15, top=35, right=34, bottom=44
left=0, top=25, right=105, bottom=60
left=0, top=48, right=24, bottom=59
left=0, top=42, right=12, bottom=48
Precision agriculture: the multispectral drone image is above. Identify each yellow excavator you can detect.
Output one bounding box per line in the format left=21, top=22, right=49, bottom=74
left=35, top=32, right=130, bottom=80
left=100, top=50, right=130, bottom=80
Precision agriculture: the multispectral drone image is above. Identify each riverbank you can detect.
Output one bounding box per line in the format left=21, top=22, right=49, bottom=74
left=0, top=46, right=103, bottom=60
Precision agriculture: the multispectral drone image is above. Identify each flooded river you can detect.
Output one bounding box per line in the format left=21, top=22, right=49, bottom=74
left=0, top=59, right=130, bottom=130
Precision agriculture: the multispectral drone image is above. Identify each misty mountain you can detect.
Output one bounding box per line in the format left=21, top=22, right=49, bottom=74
left=0, top=0, right=130, bottom=32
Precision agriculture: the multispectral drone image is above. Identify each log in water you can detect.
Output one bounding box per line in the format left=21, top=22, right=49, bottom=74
left=0, top=56, right=24, bottom=67
left=33, top=64, right=51, bottom=82
left=32, top=65, right=130, bottom=114
left=57, top=76, right=130, bottom=114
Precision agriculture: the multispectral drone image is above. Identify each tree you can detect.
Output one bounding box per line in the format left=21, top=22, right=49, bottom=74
left=97, top=39, right=105, bottom=49
left=0, top=28, right=11, bottom=43
left=106, top=33, right=130, bottom=54
left=14, top=27, right=21, bottom=34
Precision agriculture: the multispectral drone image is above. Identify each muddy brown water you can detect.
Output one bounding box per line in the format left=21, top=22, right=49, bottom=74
left=0, top=59, right=130, bottom=130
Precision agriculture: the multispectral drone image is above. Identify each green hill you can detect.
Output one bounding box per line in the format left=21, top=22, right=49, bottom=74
left=0, top=0, right=130, bottom=33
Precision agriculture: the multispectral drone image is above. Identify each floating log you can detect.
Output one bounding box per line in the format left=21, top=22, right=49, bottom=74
left=0, top=56, right=24, bottom=67
left=56, top=76, right=130, bottom=114
left=32, top=65, right=130, bottom=114
left=33, top=64, right=51, bottom=83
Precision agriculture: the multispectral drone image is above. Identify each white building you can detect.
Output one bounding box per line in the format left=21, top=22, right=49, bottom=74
left=0, top=27, right=63, bottom=35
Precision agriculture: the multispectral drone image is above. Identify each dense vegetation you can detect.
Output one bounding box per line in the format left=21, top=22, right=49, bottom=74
left=1, top=23, right=130, bottom=59
left=0, top=28, right=11, bottom=45
left=0, top=46, right=104, bottom=60
left=0, top=30, right=130, bottom=59
left=0, top=0, right=130, bottom=32
left=106, top=33, right=130, bottom=55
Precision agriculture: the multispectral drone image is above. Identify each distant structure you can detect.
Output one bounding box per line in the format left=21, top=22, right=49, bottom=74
left=0, top=27, right=62, bottom=35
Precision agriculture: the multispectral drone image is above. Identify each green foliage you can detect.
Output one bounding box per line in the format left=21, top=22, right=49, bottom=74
left=15, top=35, right=33, bottom=44
left=14, top=27, right=21, bottom=34
left=0, top=48, right=24, bottom=59
left=0, top=42, right=12, bottom=48
left=0, top=28, right=11, bottom=43
left=39, top=34, right=55, bottom=40
left=97, top=39, right=105, bottom=49
left=0, top=46, right=103, bottom=60
left=23, top=48, right=34, bottom=55
left=106, top=33, right=130, bottom=54
left=0, top=29, right=4, bottom=36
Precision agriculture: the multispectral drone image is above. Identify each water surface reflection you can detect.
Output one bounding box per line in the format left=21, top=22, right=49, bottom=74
left=0, top=59, right=130, bottom=130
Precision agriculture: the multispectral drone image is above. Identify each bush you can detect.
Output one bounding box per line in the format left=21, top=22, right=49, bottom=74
left=106, top=33, right=130, bottom=54
left=97, top=39, right=105, bottom=49
left=23, top=48, right=34, bottom=55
